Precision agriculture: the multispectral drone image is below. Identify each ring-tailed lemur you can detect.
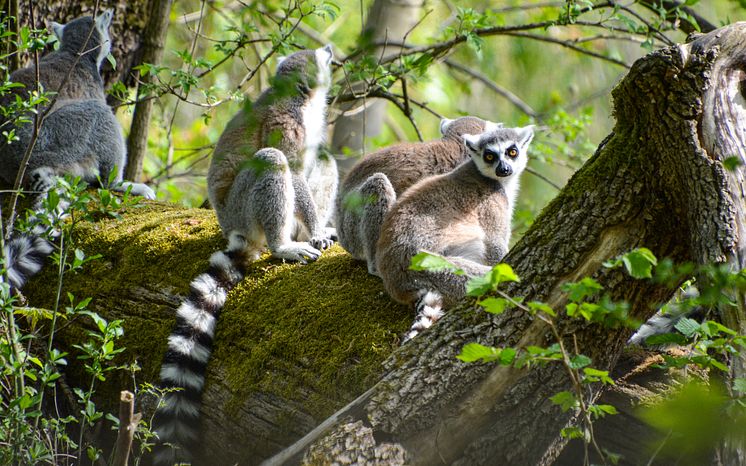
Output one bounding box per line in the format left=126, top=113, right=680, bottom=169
left=335, top=116, right=502, bottom=276
left=0, top=10, right=155, bottom=292
left=152, top=45, right=337, bottom=465
left=376, top=125, right=534, bottom=340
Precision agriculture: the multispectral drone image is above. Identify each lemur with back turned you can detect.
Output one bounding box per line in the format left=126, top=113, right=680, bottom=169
left=151, top=45, right=337, bottom=465
left=335, top=116, right=502, bottom=275
left=0, top=10, right=155, bottom=292
left=377, top=125, right=534, bottom=340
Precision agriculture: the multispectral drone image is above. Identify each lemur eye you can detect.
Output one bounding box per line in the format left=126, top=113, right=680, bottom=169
left=483, top=150, right=497, bottom=163
left=506, top=146, right=518, bottom=158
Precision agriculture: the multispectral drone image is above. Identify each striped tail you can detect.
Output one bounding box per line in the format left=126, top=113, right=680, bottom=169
left=152, top=236, right=250, bottom=465
left=1, top=224, right=54, bottom=291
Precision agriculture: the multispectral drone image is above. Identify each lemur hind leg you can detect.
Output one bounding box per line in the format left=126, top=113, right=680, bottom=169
left=359, top=173, right=396, bottom=276
left=224, top=148, right=321, bottom=264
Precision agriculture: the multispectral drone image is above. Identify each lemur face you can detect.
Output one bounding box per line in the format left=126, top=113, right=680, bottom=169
left=463, top=126, right=534, bottom=181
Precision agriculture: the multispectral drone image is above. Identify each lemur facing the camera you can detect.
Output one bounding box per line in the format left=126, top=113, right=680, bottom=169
left=0, top=10, right=155, bottom=292
left=151, top=45, right=337, bottom=465
left=377, top=125, right=534, bottom=341
left=335, top=116, right=502, bottom=275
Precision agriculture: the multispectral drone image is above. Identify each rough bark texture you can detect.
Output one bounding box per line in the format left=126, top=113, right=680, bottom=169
left=268, top=23, right=746, bottom=466
left=124, top=0, right=172, bottom=181
left=331, top=0, right=423, bottom=176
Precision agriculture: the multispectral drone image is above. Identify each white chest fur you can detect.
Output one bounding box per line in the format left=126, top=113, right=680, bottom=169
left=302, top=89, right=328, bottom=175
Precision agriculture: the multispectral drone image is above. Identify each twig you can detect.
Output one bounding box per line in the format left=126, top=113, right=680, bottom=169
left=502, top=31, right=629, bottom=68
left=444, top=59, right=538, bottom=118
left=526, top=167, right=562, bottom=190
left=112, top=391, right=142, bottom=466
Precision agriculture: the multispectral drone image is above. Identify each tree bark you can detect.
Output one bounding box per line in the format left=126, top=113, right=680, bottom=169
left=331, top=0, right=423, bottom=176
left=22, top=23, right=746, bottom=466
left=269, top=23, right=746, bottom=465
left=124, top=0, right=172, bottom=182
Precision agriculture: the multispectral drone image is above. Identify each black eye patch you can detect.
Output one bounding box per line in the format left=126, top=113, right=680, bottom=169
left=483, top=149, right=499, bottom=163
left=505, top=145, right=519, bottom=158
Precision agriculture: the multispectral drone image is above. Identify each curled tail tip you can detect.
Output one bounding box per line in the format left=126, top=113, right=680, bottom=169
left=405, top=291, right=444, bottom=342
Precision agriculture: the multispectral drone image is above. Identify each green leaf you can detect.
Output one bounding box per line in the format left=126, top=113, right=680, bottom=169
left=569, top=354, right=592, bottom=369
left=589, top=403, right=619, bottom=419
left=478, top=297, right=512, bottom=315
left=583, top=367, right=615, bottom=385
left=621, top=247, right=658, bottom=279
left=492, top=263, right=520, bottom=283
left=466, top=264, right=519, bottom=297
left=457, top=343, right=500, bottom=363
left=409, top=251, right=464, bottom=275
left=550, top=391, right=578, bottom=412
left=562, top=277, right=603, bottom=302
left=560, top=426, right=585, bottom=439
left=499, top=347, right=517, bottom=365
left=457, top=343, right=514, bottom=365
left=674, top=317, right=700, bottom=338
left=527, top=301, right=556, bottom=317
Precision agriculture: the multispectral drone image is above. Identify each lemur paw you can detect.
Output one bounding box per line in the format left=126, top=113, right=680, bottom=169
left=310, top=232, right=335, bottom=251
left=366, top=262, right=381, bottom=277
left=324, top=227, right=338, bottom=242
left=273, top=242, right=321, bottom=264
left=120, top=181, right=156, bottom=200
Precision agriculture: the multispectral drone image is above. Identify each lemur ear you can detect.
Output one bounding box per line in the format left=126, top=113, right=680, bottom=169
left=484, top=120, right=503, bottom=132
left=462, top=133, right=480, bottom=152
left=439, top=118, right=454, bottom=136
left=276, top=56, right=287, bottom=69
left=95, top=9, right=113, bottom=30
left=516, top=125, right=535, bottom=149
left=50, top=21, right=65, bottom=40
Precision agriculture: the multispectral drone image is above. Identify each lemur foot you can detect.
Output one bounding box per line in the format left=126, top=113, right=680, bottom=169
left=366, top=261, right=381, bottom=278
left=403, top=291, right=444, bottom=343
left=310, top=229, right=336, bottom=251
left=324, top=227, right=338, bottom=242
left=119, top=181, right=156, bottom=200
left=273, top=242, right=321, bottom=264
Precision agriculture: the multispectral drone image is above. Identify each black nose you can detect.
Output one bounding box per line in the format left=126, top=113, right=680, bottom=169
left=495, top=162, right=512, bottom=177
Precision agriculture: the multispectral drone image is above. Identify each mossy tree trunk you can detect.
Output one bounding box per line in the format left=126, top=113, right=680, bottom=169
left=270, top=23, right=746, bottom=465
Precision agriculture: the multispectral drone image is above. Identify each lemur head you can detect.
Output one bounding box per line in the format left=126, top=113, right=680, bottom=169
left=275, top=45, right=333, bottom=94
left=51, top=9, right=113, bottom=69
left=439, top=117, right=502, bottom=141
left=463, top=126, right=534, bottom=181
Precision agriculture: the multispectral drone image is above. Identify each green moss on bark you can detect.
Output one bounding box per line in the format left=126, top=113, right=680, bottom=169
left=24, top=201, right=410, bottom=420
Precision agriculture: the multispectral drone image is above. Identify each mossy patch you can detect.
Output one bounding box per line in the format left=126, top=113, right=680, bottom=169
left=24, top=200, right=410, bottom=421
